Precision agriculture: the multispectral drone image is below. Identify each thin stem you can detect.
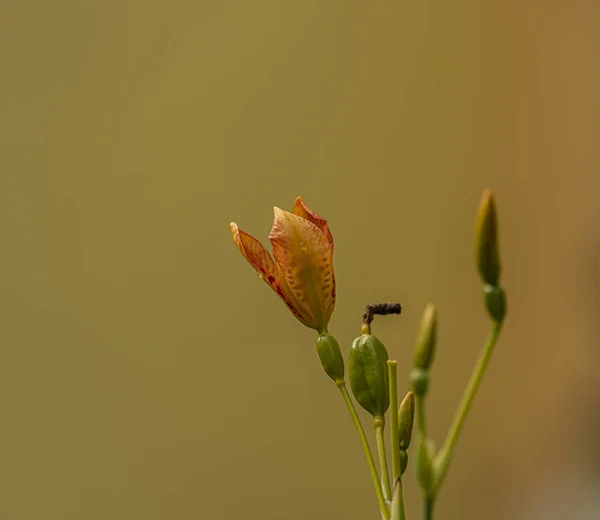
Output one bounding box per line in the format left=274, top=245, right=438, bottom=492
left=374, top=417, right=392, bottom=503
left=433, top=321, right=503, bottom=491
left=415, top=384, right=433, bottom=503
left=391, top=478, right=406, bottom=520
left=387, top=361, right=401, bottom=483
left=416, top=394, right=427, bottom=438
left=423, top=499, right=434, bottom=520
left=338, top=384, right=390, bottom=520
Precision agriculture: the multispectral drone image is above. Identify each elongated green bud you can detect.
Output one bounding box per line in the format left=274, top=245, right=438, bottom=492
left=316, top=333, right=345, bottom=384
left=398, top=391, right=415, bottom=450
left=413, top=304, right=437, bottom=370
left=483, top=284, right=506, bottom=323
left=400, top=449, right=408, bottom=475
left=475, top=189, right=501, bottom=286
left=349, top=333, right=390, bottom=416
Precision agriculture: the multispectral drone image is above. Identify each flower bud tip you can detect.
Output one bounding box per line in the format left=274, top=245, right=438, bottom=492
left=475, top=189, right=501, bottom=286
left=413, top=303, right=437, bottom=370
left=398, top=391, right=416, bottom=449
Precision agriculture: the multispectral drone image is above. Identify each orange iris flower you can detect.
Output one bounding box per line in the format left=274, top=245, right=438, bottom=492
left=230, top=197, right=335, bottom=333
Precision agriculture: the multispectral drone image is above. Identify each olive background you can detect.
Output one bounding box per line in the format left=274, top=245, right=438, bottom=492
left=0, top=2, right=598, bottom=519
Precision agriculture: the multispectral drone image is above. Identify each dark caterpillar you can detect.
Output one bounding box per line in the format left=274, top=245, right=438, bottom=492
left=366, top=302, right=402, bottom=316
left=363, top=302, right=402, bottom=327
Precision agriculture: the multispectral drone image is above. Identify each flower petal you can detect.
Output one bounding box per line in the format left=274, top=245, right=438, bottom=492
left=229, top=222, right=312, bottom=326
left=230, top=222, right=278, bottom=280
left=292, top=196, right=334, bottom=250
left=268, top=208, right=335, bottom=331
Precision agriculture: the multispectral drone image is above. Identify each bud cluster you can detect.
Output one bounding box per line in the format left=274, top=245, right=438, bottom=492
left=233, top=191, right=509, bottom=520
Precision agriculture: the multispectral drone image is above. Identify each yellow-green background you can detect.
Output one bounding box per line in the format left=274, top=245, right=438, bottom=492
left=1, top=1, right=598, bottom=519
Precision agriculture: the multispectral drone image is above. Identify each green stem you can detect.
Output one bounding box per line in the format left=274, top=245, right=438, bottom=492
left=338, top=384, right=390, bottom=520
left=391, top=478, right=406, bottom=520
left=374, top=417, right=392, bottom=503
left=415, top=385, right=434, bottom=502
left=416, top=394, right=427, bottom=438
left=387, top=361, right=401, bottom=482
left=423, top=499, right=434, bottom=520
left=433, top=321, right=503, bottom=491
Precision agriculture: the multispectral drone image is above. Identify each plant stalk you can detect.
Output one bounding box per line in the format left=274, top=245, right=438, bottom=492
left=433, top=321, right=503, bottom=491
left=338, top=384, right=390, bottom=520
left=387, top=361, right=401, bottom=482
left=375, top=416, right=392, bottom=503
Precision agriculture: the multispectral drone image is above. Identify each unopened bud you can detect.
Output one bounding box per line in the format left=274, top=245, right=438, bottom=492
left=413, top=304, right=437, bottom=370
left=483, top=284, right=506, bottom=322
left=400, top=449, right=409, bottom=475
left=316, top=333, right=345, bottom=384
left=475, top=189, right=501, bottom=286
left=349, top=333, right=390, bottom=417
left=410, top=368, right=429, bottom=397
left=398, top=391, right=415, bottom=450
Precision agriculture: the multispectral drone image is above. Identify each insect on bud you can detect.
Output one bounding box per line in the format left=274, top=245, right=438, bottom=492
left=475, top=189, right=501, bottom=287
left=316, top=333, right=345, bottom=384
left=366, top=303, right=402, bottom=316
left=413, top=303, right=437, bottom=370
left=349, top=333, right=390, bottom=417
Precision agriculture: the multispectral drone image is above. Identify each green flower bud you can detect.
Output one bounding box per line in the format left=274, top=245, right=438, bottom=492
left=316, top=333, right=345, bottom=384
left=398, top=391, right=415, bottom=450
left=400, top=449, right=408, bottom=475
left=475, top=189, right=501, bottom=286
left=416, top=439, right=436, bottom=499
left=349, top=334, right=390, bottom=416
left=483, top=284, right=506, bottom=323
left=409, top=368, right=429, bottom=397
left=413, top=304, right=437, bottom=370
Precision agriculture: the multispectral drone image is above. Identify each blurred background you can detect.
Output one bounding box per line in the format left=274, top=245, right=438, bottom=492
left=0, top=1, right=598, bottom=519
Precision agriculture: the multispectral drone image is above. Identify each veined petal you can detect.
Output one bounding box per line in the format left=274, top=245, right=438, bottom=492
left=229, top=222, right=313, bottom=327
left=268, top=208, right=335, bottom=332
left=292, top=196, right=334, bottom=250
left=230, top=223, right=278, bottom=280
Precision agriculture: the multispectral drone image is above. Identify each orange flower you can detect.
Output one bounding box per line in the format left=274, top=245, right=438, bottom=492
left=230, top=197, right=335, bottom=333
